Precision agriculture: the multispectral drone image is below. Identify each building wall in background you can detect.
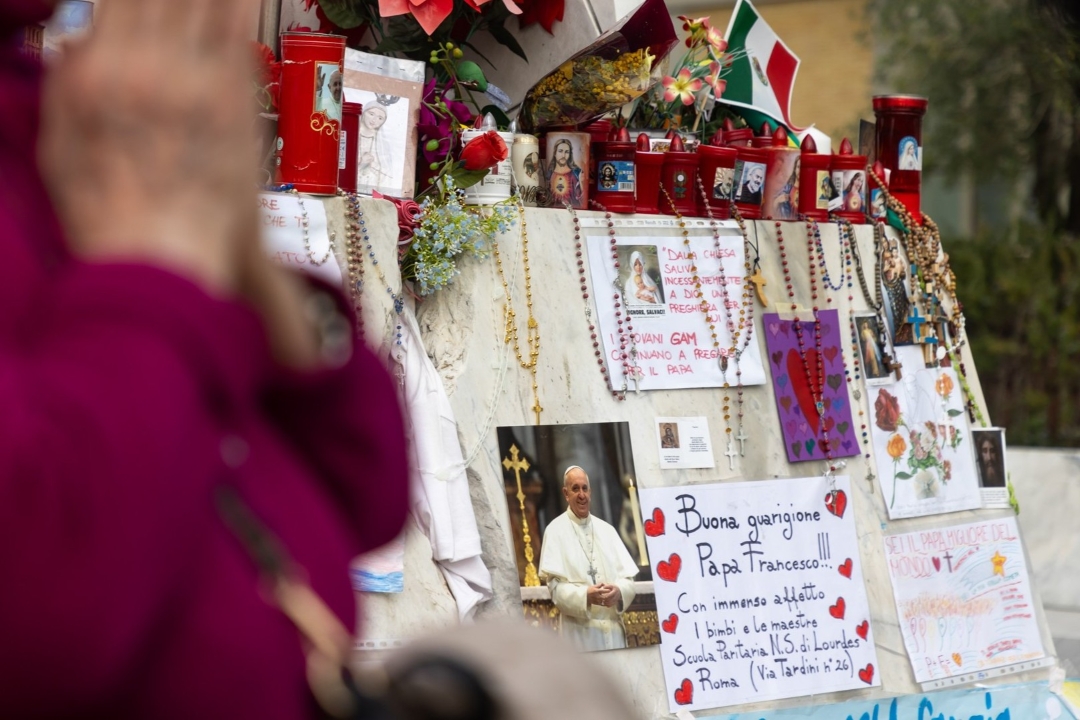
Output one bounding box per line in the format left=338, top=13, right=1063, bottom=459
left=686, top=0, right=871, bottom=144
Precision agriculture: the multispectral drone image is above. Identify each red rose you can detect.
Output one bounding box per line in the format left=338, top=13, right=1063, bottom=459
left=373, top=192, right=422, bottom=243
left=874, top=389, right=902, bottom=432
left=459, top=131, right=509, bottom=171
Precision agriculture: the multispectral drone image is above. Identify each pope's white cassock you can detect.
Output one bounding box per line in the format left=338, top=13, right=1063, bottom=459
left=538, top=508, right=640, bottom=651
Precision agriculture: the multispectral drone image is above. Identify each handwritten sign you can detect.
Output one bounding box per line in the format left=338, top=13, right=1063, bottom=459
left=703, top=680, right=1073, bottom=720
left=259, top=192, right=343, bottom=287
left=885, top=517, right=1044, bottom=683
left=640, top=476, right=879, bottom=713
left=586, top=233, right=766, bottom=391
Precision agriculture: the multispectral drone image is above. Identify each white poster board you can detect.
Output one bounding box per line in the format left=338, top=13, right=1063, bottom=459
left=640, top=476, right=880, bottom=713
left=884, top=516, right=1044, bottom=683
left=586, top=232, right=766, bottom=391
left=259, top=192, right=343, bottom=287
left=869, top=347, right=981, bottom=519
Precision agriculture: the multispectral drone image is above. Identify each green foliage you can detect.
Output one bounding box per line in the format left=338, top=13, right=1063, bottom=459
left=873, top=0, right=1080, bottom=446
left=948, top=224, right=1080, bottom=446
left=454, top=60, right=488, bottom=91
left=870, top=0, right=1080, bottom=185
left=317, top=0, right=526, bottom=65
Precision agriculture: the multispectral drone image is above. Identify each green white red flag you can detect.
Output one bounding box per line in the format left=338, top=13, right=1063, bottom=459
left=721, top=0, right=803, bottom=132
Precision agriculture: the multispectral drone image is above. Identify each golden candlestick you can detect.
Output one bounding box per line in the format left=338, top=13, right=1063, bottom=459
left=503, top=444, right=540, bottom=586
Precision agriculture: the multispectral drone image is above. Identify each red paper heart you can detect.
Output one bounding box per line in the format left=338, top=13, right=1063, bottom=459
left=825, top=346, right=839, bottom=364
left=674, top=678, right=693, bottom=705
left=780, top=396, right=793, bottom=412
left=932, top=556, right=941, bottom=571
left=856, top=620, right=869, bottom=640
left=825, top=489, right=848, bottom=518
left=823, top=416, right=836, bottom=434
left=657, top=554, right=682, bottom=582
left=662, top=613, right=679, bottom=634
left=786, top=348, right=821, bottom=435
left=829, top=597, right=846, bottom=619
left=858, top=664, right=875, bottom=684
left=838, top=558, right=853, bottom=578
left=644, top=508, right=665, bottom=537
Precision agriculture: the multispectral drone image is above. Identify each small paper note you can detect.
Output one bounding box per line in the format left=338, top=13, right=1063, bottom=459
left=259, top=192, right=343, bottom=287
left=656, top=416, right=715, bottom=469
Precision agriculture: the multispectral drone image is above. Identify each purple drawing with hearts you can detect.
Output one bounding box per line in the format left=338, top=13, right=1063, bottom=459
left=763, top=310, right=860, bottom=463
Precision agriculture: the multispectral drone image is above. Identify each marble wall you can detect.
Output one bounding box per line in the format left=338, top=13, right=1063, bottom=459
left=329, top=197, right=1058, bottom=718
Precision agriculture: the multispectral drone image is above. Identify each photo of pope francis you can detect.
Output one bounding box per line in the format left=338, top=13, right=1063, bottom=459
left=538, top=465, right=641, bottom=651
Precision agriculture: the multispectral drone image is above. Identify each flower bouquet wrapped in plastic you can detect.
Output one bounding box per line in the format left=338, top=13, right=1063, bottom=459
left=517, top=0, right=677, bottom=132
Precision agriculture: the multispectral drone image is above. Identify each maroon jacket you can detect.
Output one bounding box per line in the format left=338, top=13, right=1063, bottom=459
left=0, top=6, right=409, bottom=717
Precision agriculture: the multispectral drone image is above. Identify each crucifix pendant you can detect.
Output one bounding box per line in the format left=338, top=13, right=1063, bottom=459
left=588, top=566, right=597, bottom=584
left=532, top=399, right=543, bottom=425
left=736, top=427, right=749, bottom=456
left=725, top=436, right=738, bottom=471
left=749, top=269, right=769, bottom=307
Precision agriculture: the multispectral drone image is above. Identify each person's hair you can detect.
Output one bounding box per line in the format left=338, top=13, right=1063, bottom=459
left=845, top=173, right=864, bottom=193
left=563, top=465, right=588, bottom=487
left=978, top=434, right=997, bottom=451
left=552, top=139, right=576, bottom=168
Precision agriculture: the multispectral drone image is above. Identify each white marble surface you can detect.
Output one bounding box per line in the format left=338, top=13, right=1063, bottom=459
left=325, top=197, right=1059, bottom=717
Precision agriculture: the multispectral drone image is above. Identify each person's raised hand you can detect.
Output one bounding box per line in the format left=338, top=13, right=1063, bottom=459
left=38, top=0, right=261, bottom=296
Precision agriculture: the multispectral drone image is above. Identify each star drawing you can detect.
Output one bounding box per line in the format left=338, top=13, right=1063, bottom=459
left=991, top=550, right=1006, bottom=577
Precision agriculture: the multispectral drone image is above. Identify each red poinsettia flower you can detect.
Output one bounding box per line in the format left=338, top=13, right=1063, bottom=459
left=517, top=0, right=565, bottom=34
left=460, top=130, right=509, bottom=171
left=379, top=0, right=454, bottom=36
left=464, top=0, right=522, bottom=13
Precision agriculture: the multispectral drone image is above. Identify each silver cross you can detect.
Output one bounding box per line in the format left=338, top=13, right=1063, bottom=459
left=736, top=427, right=749, bottom=457
left=724, top=437, right=738, bottom=471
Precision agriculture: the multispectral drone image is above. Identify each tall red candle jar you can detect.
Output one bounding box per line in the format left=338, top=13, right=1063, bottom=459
left=277, top=32, right=346, bottom=195
left=797, top=135, right=831, bottom=221
left=763, top=127, right=800, bottom=221
left=635, top=133, right=664, bottom=215
left=831, top=138, right=867, bottom=224
left=659, top=137, right=698, bottom=216
left=732, top=145, right=768, bottom=220
left=873, top=94, right=928, bottom=221
left=338, top=101, right=362, bottom=193
left=697, top=143, right=737, bottom=220
left=594, top=138, right=636, bottom=213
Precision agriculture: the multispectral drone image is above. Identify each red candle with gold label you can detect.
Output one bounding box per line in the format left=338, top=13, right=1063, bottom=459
left=277, top=32, right=347, bottom=195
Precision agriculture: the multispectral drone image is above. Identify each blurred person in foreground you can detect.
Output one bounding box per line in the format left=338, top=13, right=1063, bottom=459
left=0, top=1, right=409, bottom=717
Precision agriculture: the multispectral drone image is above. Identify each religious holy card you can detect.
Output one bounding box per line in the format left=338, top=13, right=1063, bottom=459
left=762, top=310, right=860, bottom=463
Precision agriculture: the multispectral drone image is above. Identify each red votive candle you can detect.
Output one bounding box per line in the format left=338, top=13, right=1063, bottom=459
left=798, top=135, right=831, bottom=221
left=873, top=94, right=928, bottom=221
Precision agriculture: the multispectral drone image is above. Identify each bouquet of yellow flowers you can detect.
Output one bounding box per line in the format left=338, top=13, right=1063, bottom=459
left=517, top=0, right=676, bottom=131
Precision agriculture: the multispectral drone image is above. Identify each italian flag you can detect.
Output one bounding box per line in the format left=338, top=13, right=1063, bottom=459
left=722, top=0, right=803, bottom=132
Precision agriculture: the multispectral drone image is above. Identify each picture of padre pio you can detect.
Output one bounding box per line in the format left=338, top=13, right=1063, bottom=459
left=496, top=422, right=658, bottom=652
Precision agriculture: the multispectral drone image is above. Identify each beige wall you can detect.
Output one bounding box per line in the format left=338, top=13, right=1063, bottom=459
left=701, top=0, right=872, bottom=144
